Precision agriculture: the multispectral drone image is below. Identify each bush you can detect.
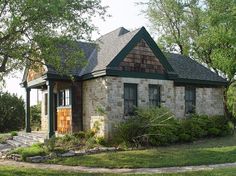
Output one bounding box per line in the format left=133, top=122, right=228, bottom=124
left=10, top=131, right=18, bottom=137
left=114, top=107, right=234, bottom=147
left=0, top=134, right=12, bottom=144
left=115, top=107, right=179, bottom=147
left=30, top=104, right=41, bottom=131
left=12, top=143, right=46, bottom=161
left=0, top=92, right=25, bottom=132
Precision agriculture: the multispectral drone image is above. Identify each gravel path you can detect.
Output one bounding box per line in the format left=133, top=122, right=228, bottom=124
left=1, top=160, right=236, bottom=174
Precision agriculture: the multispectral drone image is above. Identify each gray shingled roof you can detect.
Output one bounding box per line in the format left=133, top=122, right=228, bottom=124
left=47, top=41, right=96, bottom=75
left=166, top=53, right=227, bottom=83
left=80, top=27, right=140, bottom=75
left=44, top=27, right=226, bottom=85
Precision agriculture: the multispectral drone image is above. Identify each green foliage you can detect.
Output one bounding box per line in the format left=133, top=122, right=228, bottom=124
left=115, top=107, right=178, bottom=147
left=227, top=83, right=236, bottom=118
left=0, top=0, right=107, bottom=80
left=44, top=136, right=56, bottom=153
left=10, top=131, right=18, bottom=137
left=12, top=143, right=46, bottom=161
left=30, top=104, right=41, bottom=131
left=0, top=92, right=25, bottom=132
left=0, top=134, right=12, bottom=144
left=115, top=107, right=234, bottom=147
left=143, top=0, right=236, bottom=82
left=47, top=128, right=104, bottom=152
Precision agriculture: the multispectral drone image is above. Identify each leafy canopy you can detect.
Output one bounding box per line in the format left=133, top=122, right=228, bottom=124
left=0, top=0, right=107, bottom=81
left=142, top=0, right=236, bottom=81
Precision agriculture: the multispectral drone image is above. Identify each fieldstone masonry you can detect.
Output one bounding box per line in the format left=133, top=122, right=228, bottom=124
left=82, top=76, right=225, bottom=139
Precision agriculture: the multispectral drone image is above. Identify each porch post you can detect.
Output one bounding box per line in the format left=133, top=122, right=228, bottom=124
left=47, top=80, right=55, bottom=138
left=25, top=88, right=31, bottom=133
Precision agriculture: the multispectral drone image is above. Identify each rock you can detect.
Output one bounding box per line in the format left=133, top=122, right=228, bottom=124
left=61, top=151, right=75, bottom=157
left=97, top=147, right=108, bottom=152
left=86, top=148, right=99, bottom=154
left=106, top=147, right=116, bottom=151
left=74, top=150, right=86, bottom=156
left=49, top=152, right=57, bottom=159
left=26, top=156, right=45, bottom=163
left=9, top=154, right=21, bottom=161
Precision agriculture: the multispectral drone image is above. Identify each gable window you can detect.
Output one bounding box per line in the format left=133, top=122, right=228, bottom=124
left=149, top=84, right=161, bottom=107
left=58, top=89, right=71, bottom=106
left=124, top=83, right=137, bottom=115
left=185, top=86, right=196, bottom=114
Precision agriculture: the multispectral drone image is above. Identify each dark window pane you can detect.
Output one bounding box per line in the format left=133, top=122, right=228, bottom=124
left=149, top=85, right=161, bottom=107
left=58, top=89, right=71, bottom=106
left=124, top=84, right=137, bottom=115
left=185, top=86, right=196, bottom=114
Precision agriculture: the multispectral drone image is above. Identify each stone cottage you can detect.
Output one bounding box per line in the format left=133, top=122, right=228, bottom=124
left=22, top=27, right=227, bottom=138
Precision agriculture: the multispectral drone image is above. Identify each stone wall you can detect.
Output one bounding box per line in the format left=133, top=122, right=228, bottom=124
left=82, top=77, right=108, bottom=135
left=82, top=76, right=176, bottom=139
left=174, top=86, right=185, bottom=118
left=82, top=76, right=225, bottom=139
left=196, top=87, right=224, bottom=115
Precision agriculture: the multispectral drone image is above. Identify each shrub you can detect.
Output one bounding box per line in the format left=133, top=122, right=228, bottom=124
left=10, top=131, right=18, bottom=137
left=115, top=107, right=179, bottom=147
left=114, top=107, right=234, bottom=147
left=44, top=136, right=56, bottom=153
left=30, top=104, right=41, bottom=131
left=12, top=143, right=46, bottom=161
left=0, top=92, right=25, bottom=132
left=0, top=134, right=12, bottom=144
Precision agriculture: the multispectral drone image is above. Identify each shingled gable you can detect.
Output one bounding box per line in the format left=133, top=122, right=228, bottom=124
left=82, top=27, right=177, bottom=80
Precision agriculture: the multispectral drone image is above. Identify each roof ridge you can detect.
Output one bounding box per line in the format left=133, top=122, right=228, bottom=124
left=96, top=27, right=130, bottom=41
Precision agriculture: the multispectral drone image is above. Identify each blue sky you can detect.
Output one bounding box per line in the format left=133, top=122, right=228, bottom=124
left=4, top=0, right=150, bottom=104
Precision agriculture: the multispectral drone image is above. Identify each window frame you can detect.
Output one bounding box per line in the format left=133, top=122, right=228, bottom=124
left=124, top=83, right=138, bottom=116
left=58, top=89, right=71, bottom=107
left=185, top=86, right=196, bottom=114
left=148, top=84, right=161, bottom=107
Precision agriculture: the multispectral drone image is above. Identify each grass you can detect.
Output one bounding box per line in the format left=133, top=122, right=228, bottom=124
left=47, top=134, right=236, bottom=168
left=1, top=166, right=236, bottom=176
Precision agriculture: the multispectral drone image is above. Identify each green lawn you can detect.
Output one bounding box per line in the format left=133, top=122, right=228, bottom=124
left=1, top=166, right=236, bottom=176
left=47, top=134, right=236, bottom=168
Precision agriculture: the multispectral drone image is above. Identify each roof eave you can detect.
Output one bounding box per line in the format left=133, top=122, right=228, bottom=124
left=174, top=78, right=228, bottom=87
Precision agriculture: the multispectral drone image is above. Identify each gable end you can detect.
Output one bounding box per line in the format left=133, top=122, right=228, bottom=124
left=107, top=27, right=176, bottom=78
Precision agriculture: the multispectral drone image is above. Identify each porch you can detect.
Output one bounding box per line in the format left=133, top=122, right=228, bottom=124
left=22, top=74, right=83, bottom=138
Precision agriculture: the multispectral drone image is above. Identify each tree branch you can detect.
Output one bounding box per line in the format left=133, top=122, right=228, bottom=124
left=0, top=55, right=8, bottom=72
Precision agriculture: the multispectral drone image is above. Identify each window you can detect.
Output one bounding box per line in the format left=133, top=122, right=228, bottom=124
left=185, top=86, right=196, bottom=114
left=58, top=89, right=71, bottom=106
left=124, top=83, right=137, bottom=115
left=44, top=93, right=48, bottom=115
left=65, top=89, right=70, bottom=105
left=149, top=85, right=161, bottom=107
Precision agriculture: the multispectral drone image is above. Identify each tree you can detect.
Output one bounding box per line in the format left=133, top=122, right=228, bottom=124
left=142, top=0, right=236, bottom=116
left=0, top=0, right=107, bottom=81
left=30, top=104, right=41, bottom=131
left=0, top=92, right=25, bottom=132
left=143, top=0, right=235, bottom=80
